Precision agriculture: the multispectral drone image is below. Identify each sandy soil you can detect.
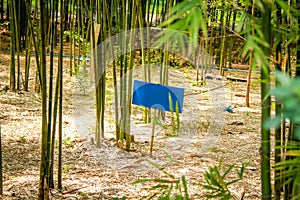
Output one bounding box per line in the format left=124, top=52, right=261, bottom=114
left=0, top=32, right=263, bottom=199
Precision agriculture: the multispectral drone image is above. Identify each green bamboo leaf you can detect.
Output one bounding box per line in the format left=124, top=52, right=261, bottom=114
left=152, top=184, right=169, bottom=189
left=159, top=2, right=194, bottom=28
left=285, top=150, right=300, bottom=157
left=252, top=35, right=270, bottom=48
left=153, top=178, right=175, bottom=184
left=293, top=173, right=300, bottom=194
left=285, top=34, right=299, bottom=47
left=274, top=71, right=292, bottom=87
left=275, top=0, right=299, bottom=19
left=132, top=178, right=152, bottom=184
left=158, top=0, right=208, bottom=49
left=237, top=163, right=248, bottom=179
left=174, top=195, right=184, bottom=200
left=144, top=158, right=163, bottom=170
left=161, top=149, right=175, bottom=163
left=281, top=177, right=294, bottom=186
left=181, top=176, right=190, bottom=200
left=166, top=183, right=173, bottom=198
left=189, top=7, right=201, bottom=43
left=284, top=98, right=298, bottom=111
left=148, top=193, right=159, bottom=199
left=205, top=173, right=222, bottom=189
left=200, top=183, right=218, bottom=191
left=226, top=179, right=240, bottom=186
left=271, top=88, right=290, bottom=101
left=264, top=115, right=281, bottom=130
left=295, top=128, right=300, bottom=141
left=222, top=165, right=234, bottom=179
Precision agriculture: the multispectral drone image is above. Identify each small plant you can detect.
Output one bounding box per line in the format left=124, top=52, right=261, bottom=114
left=63, top=165, right=69, bottom=172
left=75, top=71, right=90, bottom=96
left=132, top=152, right=190, bottom=200
left=80, top=192, right=89, bottom=199
left=200, top=159, right=247, bottom=199
left=62, top=163, right=75, bottom=174
left=0, top=21, right=9, bottom=26
left=191, top=80, right=205, bottom=86
left=19, top=135, right=26, bottom=142
left=64, top=137, right=74, bottom=148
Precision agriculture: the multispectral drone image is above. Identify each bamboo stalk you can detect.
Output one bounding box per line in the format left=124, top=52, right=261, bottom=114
left=125, top=0, right=139, bottom=151
left=24, top=18, right=32, bottom=91
left=274, top=3, right=283, bottom=199
left=57, top=0, right=64, bottom=190
left=9, top=0, right=15, bottom=92
left=12, top=0, right=20, bottom=90
left=49, top=58, right=60, bottom=189
left=245, top=2, right=255, bottom=108
left=46, top=0, right=55, bottom=188
left=138, top=2, right=150, bottom=123
left=104, top=0, right=120, bottom=143
left=119, top=0, right=128, bottom=142
left=38, top=0, right=48, bottom=198
left=20, top=0, right=30, bottom=90
left=260, top=1, right=272, bottom=198
left=69, top=0, right=75, bottom=76
left=150, top=109, right=157, bottom=157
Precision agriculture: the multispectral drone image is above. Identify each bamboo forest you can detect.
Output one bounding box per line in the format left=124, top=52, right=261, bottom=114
left=0, top=0, right=300, bottom=199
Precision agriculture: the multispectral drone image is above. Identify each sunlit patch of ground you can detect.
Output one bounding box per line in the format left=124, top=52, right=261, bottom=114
left=0, top=50, right=262, bottom=199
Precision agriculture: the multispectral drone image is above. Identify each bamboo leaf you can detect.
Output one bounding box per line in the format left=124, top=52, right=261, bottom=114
left=226, top=179, right=240, bottom=186
left=145, top=158, right=175, bottom=178
left=181, top=176, right=190, bottom=200
left=275, top=0, right=299, bottom=19
left=264, top=115, right=281, bottom=130
left=132, top=178, right=153, bottom=184
left=161, top=149, right=175, bottom=163
left=149, top=193, right=159, bottom=199
left=153, top=178, right=176, bottom=184
left=222, top=165, right=234, bottom=179
left=285, top=151, right=300, bottom=157
left=166, top=183, right=173, bottom=198
left=152, top=184, right=169, bottom=189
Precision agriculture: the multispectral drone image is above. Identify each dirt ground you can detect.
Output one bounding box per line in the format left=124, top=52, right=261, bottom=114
left=0, top=34, right=263, bottom=199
